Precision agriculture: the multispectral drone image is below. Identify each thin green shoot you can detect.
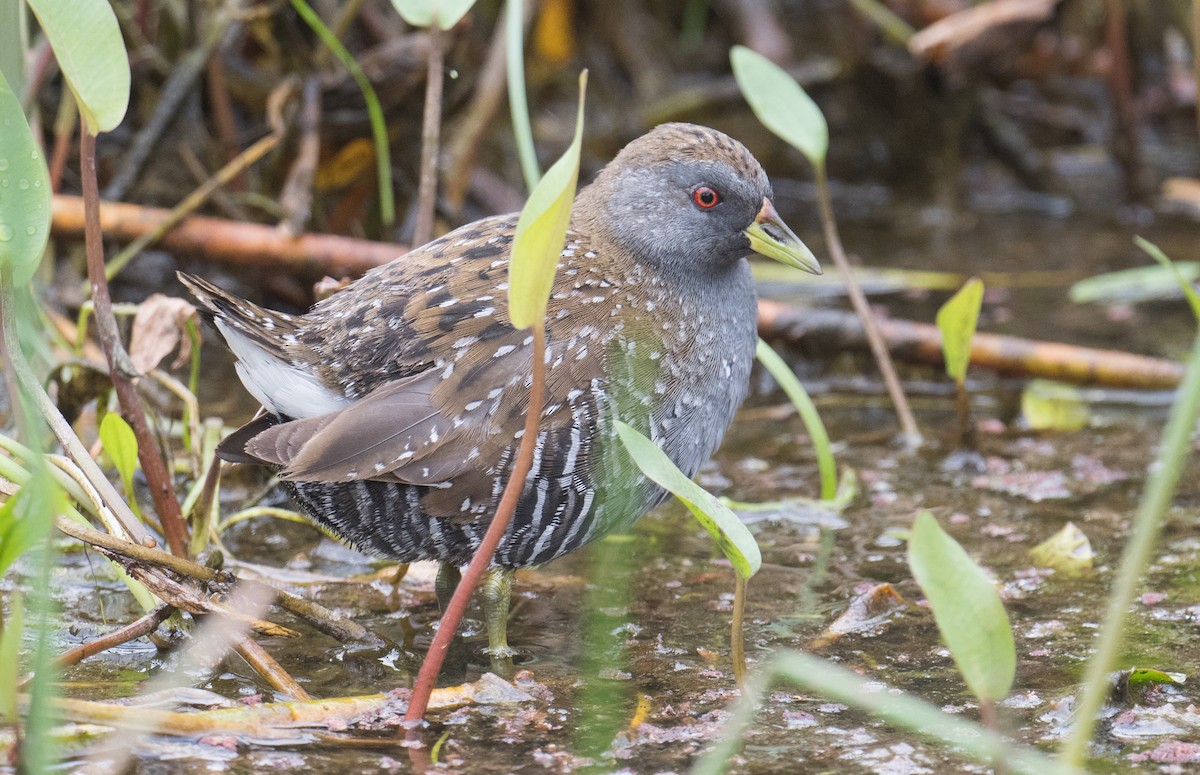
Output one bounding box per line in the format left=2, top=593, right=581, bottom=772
left=506, top=0, right=540, bottom=190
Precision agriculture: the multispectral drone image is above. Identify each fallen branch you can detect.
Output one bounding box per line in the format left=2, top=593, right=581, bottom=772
left=54, top=517, right=388, bottom=648
left=47, top=673, right=531, bottom=740
left=758, top=301, right=1185, bottom=391
left=51, top=195, right=406, bottom=277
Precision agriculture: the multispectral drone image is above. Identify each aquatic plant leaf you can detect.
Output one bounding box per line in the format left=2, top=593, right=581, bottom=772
left=1021, top=379, right=1089, bottom=431
left=936, top=277, right=983, bottom=383
left=0, top=72, right=52, bottom=287
left=730, top=45, right=828, bottom=166
left=0, top=593, right=22, bottom=720
left=755, top=339, right=837, bottom=500
left=508, top=71, right=586, bottom=330
left=616, top=421, right=760, bottom=579
left=1029, top=522, right=1093, bottom=577
left=1134, top=237, right=1200, bottom=323
left=390, top=0, right=477, bottom=30
left=99, top=412, right=140, bottom=514
left=1069, top=262, right=1200, bottom=306
left=1127, top=668, right=1183, bottom=687
left=0, top=467, right=59, bottom=577
left=908, top=511, right=1015, bottom=704
left=26, top=0, right=129, bottom=133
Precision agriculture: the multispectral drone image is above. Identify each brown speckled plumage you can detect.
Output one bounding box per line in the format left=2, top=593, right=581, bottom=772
left=181, top=123, right=817, bottom=568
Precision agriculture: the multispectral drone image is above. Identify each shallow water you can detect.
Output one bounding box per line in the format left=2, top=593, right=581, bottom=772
left=5, top=208, right=1200, bottom=773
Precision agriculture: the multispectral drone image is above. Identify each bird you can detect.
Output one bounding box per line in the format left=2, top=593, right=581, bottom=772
left=180, top=122, right=820, bottom=657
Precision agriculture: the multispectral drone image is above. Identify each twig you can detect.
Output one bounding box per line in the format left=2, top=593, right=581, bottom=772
left=54, top=516, right=386, bottom=648
left=814, top=165, right=922, bottom=446
left=102, top=14, right=233, bottom=200
left=235, top=639, right=311, bottom=700
left=104, top=132, right=282, bottom=280
left=403, top=325, right=547, bottom=730
left=52, top=195, right=405, bottom=276
left=1102, top=0, right=1145, bottom=202
left=278, top=77, right=322, bottom=237
left=82, top=131, right=190, bottom=557
left=445, top=1, right=531, bottom=212
left=55, top=605, right=174, bottom=669
left=412, top=24, right=446, bottom=247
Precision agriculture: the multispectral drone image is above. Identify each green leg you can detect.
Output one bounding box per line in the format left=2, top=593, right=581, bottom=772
left=435, top=563, right=461, bottom=612
left=479, top=567, right=515, bottom=658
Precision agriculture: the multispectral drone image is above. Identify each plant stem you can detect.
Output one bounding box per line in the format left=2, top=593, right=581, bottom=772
left=81, top=131, right=190, bottom=557
left=813, top=163, right=921, bottom=447
left=413, top=24, right=445, bottom=247
left=1060, top=331, right=1200, bottom=767
left=506, top=0, right=540, bottom=191
left=403, top=324, right=547, bottom=730
left=754, top=338, right=837, bottom=500
left=731, top=573, right=747, bottom=687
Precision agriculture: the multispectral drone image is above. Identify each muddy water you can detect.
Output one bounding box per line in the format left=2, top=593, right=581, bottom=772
left=7, top=210, right=1200, bottom=773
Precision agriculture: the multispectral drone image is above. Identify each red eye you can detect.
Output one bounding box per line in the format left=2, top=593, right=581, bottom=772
left=692, top=186, right=720, bottom=209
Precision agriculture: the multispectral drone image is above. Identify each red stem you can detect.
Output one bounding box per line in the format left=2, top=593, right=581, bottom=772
left=81, top=132, right=190, bottom=557
left=403, top=324, right=547, bottom=731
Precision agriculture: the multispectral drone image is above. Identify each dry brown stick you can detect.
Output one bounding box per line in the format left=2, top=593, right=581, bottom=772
left=235, top=639, right=312, bottom=700
left=104, top=132, right=283, bottom=280
left=445, top=2, right=524, bottom=212
left=103, top=13, right=234, bottom=200
left=814, top=165, right=922, bottom=446
left=54, top=516, right=386, bottom=647
left=413, top=24, right=446, bottom=247
left=278, top=76, right=322, bottom=237
left=1103, top=0, right=1145, bottom=202
left=82, top=132, right=191, bottom=557
left=757, top=301, right=1186, bottom=391
left=55, top=604, right=174, bottom=670
left=52, top=195, right=406, bottom=276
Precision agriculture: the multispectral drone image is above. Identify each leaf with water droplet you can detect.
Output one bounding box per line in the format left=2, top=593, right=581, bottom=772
left=0, top=70, right=51, bottom=286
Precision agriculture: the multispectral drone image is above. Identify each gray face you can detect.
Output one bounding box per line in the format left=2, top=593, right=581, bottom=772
left=596, top=157, right=773, bottom=276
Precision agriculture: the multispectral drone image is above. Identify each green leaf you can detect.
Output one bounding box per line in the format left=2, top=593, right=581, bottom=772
left=389, top=0, right=478, bottom=30
left=616, top=420, right=760, bottom=579
left=26, top=0, right=129, bottom=133
left=1134, top=237, right=1200, bottom=323
left=1028, top=522, right=1093, bottom=577
left=0, top=467, right=59, bottom=577
left=730, top=45, right=828, bottom=167
left=99, top=412, right=140, bottom=513
left=908, top=511, right=1015, bottom=703
left=1069, top=262, right=1200, bottom=306
left=0, top=72, right=52, bottom=287
left=935, top=278, right=983, bottom=384
left=0, top=593, right=23, bottom=721
left=754, top=339, right=837, bottom=500
left=508, top=70, right=587, bottom=330
left=1127, top=668, right=1183, bottom=687
left=1021, top=379, right=1089, bottom=431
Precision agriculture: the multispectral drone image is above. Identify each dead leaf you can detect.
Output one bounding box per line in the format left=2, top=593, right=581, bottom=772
left=129, top=294, right=199, bottom=375
left=815, top=582, right=908, bottom=646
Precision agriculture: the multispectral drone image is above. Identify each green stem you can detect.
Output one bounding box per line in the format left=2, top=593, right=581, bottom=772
left=1060, top=331, right=1200, bottom=767
left=290, top=0, right=394, bottom=227
left=755, top=338, right=837, bottom=500
left=506, top=0, right=539, bottom=191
